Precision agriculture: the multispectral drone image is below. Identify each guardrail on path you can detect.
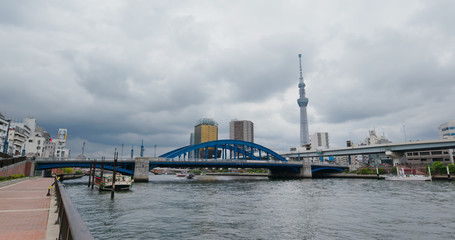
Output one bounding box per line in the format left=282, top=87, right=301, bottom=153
left=55, top=178, right=94, bottom=240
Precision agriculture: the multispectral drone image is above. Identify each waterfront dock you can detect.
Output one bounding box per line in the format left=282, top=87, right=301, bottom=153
left=0, top=177, right=57, bottom=240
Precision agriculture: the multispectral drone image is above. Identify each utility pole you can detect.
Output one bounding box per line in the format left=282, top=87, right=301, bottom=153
left=111, top=149, right=118, bottom=199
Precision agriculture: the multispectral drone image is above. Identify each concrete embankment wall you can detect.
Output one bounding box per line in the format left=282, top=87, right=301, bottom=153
left=312, top=173, right=383, bottom=179
left=0, top=160, right=34, bottom=177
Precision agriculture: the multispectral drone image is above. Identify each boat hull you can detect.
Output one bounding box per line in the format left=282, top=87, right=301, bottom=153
left=95, top=174, right=134, bottom=191
left=385, top=176, right=431, bottom=181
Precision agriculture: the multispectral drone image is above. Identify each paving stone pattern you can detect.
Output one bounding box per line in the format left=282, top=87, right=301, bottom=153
left=0, top=178, right=53, bottom=240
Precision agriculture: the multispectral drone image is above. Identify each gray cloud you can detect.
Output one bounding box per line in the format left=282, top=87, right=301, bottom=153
left=1, top=1, right=454, bottom=157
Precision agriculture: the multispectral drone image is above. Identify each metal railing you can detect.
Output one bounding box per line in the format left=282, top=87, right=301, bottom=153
left=0, top=156, right=26, bottom=168
left=55, top=178, right=94, bottom=240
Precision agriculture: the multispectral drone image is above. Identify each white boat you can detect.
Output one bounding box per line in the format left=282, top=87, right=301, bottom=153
left=95, top=173, right=134, bottom=190
left=385, top=168, right=431, bottom=181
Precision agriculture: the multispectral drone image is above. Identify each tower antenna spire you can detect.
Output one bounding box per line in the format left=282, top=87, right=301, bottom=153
left=297, top=53, right=310, bottom=147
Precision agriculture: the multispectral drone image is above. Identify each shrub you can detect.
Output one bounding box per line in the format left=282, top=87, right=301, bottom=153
left=75, top=170, right=83, bottom=174
left=8, top=174, right=25, bottom=179
left=432, top=161, right=447, bottom=175
left=449, top=164, right=455, bottom=174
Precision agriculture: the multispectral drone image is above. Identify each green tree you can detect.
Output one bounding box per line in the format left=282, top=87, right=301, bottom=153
left=432, top=161, right=446, bottom=175
left=448, top=164, right=455, bottom=174
left=63, top=168, right=73, bottom=174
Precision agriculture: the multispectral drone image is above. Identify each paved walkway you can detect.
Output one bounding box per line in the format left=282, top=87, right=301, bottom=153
left=0, top=177, right=56, bottom=240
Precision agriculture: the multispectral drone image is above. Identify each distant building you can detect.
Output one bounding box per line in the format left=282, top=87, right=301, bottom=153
left=0, top=113, right=9, bottom=153
left=229, top=120, right=254, bottom=142
left=55, top=129, right=70, bottom=158
left=193, top=118, right=219, bottom=158
left=405, top=121, right=455, bottom=165
left=310, top=132, right=329, bottom=150
left=439, top=121, right=455, bottom=139
left=194, top=118, right=218, bottom=144
left=360, top=130, right=391, bottom=146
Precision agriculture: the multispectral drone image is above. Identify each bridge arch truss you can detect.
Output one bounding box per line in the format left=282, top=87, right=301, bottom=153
left=160, top=140, right=287, bottom=162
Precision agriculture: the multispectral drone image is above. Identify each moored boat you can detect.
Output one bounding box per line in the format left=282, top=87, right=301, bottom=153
left=95, top=173, right=134, bottom=191
left=385, top=168, right=431, bottom=181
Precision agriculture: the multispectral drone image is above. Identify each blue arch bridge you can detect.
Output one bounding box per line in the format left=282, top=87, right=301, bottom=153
left=35, top=140, right=348, bottom=181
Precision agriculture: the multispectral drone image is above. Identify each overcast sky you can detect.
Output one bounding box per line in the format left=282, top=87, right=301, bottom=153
left=1, top=1, right=454, bottom=158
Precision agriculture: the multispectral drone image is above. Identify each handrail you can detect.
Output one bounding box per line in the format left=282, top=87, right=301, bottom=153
left=55, top=178, right=94, bottom=240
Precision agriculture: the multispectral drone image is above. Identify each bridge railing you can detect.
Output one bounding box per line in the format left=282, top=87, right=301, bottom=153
left=159, top=157, right=289, bottom=163
left=55, top=178, right=94, bottom=240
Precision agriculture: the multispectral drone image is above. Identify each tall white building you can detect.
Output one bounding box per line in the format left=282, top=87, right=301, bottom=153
left=7, top=124, right=30, bottom=156
left=229, top=120, right=254, bottom=142
left=311, top=132, right=329, bottom=150
left=439, top=121, right=455, bottom=139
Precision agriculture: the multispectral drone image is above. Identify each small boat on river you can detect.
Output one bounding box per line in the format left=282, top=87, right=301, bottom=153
left=95, top=173, right=134, bottom=190
left=385, top=168, right=431, bottom=181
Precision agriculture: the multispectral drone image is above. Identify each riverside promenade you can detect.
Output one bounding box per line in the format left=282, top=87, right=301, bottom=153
left=0, top=177, right=58, bottom=240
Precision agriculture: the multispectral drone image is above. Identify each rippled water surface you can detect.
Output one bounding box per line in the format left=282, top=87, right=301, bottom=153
left=64, top=175, right=455, bottom=240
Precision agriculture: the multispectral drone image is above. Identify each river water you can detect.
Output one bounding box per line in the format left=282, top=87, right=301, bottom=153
left=63, top=175, right=455, bottom=240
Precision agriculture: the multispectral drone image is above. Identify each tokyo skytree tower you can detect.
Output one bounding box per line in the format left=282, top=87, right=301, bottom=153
left=297, top=54, right=310, bottom=147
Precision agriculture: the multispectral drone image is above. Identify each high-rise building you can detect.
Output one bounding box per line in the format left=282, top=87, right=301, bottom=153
left=297, top=54, right=310, bottom=147
left=229, top=120, right=254, bottom=142
left=194, top=118, right=218, bottom=144
left=193, top=118, right=218, bottom=159
left=310, top=132, right=329, bottom=150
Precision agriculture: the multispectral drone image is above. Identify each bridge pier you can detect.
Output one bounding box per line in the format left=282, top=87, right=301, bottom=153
left=385, top=151, right=405, bottom=166
left=301, top=160, right=312, bottom=178
left=134, top=158, right=149, bottom=182
left=268, top=159, right=313, bottom=178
